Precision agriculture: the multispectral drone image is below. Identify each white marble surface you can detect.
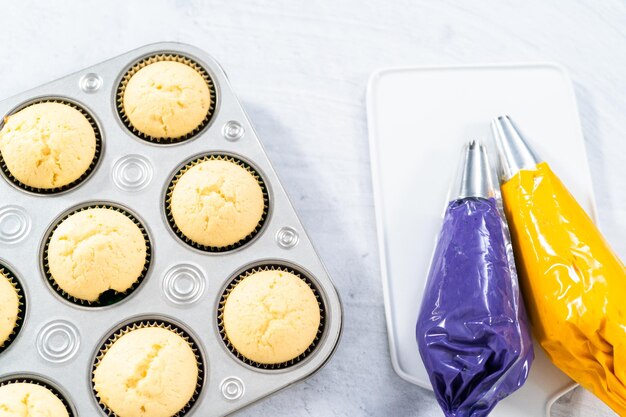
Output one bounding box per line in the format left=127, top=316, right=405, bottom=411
left=1, top=1, right=625, bottom=416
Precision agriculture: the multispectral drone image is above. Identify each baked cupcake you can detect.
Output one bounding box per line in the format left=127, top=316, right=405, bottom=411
left=0, top=101, right=97, bottom=190
left=0, top=381, right=70, bottom=417
left=93, top=325, right=199, bottom=417
left=122, top=60, right=212, bottom=140
left=223, top=268, right=321, bottom=365
left=46, top=207, right=148, bottom=303
left=0, top=270, right=20, bottom=348
left=169, top=157, right=265, bottom=249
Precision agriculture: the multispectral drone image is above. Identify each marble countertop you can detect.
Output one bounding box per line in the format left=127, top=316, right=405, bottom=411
left=1, top=1, right=625, bottom=416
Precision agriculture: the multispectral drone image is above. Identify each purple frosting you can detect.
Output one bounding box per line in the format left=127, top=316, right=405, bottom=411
left=416, top=197, right=533, bottom=417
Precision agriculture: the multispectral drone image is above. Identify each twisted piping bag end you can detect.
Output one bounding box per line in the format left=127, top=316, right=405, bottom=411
left=491, top=115, right=541, bottom=182
left=453, top=140, right=495, bottom=200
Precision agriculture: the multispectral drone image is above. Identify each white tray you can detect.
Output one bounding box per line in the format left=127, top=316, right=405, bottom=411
left=366, top=63, right=598, bottom=417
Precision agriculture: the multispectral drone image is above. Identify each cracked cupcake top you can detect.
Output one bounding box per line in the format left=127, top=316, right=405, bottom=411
left=47, top=208, right=147, bottom=302
left=93, top=326, right=198, bottom=417
left=0, top=271, right=19, bottom=347
left=223, top=269, right=321, bottom=364
left=170, top=159, right=264, bottom=248
left=0, top=102, right=96, bottom=189
left=0, top=382, right=69, bottom=417
left=122, top=61, right=211, bottom=139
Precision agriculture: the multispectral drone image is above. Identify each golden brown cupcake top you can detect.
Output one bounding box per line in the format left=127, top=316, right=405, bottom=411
left=170, top=159, right=264, bottom=248
left=224, top=269, right=320, bottom=364
left=123, top=61, right=211, bottom=139
left=47, top=208, right=147, bottom=302
left=0, top=102, right=96, bottom=189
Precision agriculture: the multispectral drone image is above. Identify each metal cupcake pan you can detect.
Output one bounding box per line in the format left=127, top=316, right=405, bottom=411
left=0, top=42, right=342, bottom=416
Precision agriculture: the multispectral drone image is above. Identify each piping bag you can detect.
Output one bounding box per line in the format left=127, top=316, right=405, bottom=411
left=416, top=141, right=533, bottom=417
left=493, top=116, right=626, bottom=415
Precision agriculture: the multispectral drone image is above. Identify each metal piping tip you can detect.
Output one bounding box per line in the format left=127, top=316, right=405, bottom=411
left=452, top=140, right=495, bottom=200
left=491, top=115, right=541, bottom=181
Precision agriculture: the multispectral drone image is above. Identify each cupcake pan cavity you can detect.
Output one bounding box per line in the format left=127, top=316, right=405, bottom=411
left=116, top=53, right=217, bottom=144
left=0, top=263, right=26, bottom=354
left=164, top=153, right=270, bottom=253
left=91, top=317, right=205, bottom=417
left=0, top=42, right=342, bottom=416
left=217, top=263, right=326, bottom=371
left=0, top=374, right=77, bottom=416
left=0, top=98, right=103, bottom=195
left=40, top=202, right=153, bottom=307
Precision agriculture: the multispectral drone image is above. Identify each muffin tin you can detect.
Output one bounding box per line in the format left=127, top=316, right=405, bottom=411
left=0, top=42, right=342, bottom=416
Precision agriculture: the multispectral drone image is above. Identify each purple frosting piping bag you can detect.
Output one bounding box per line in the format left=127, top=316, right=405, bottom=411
left=416, top=140, right=533, bottom=417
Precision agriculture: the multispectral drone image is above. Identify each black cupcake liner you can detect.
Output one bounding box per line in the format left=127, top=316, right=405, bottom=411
left=0, top=376, right=75, bottom=416
left=217, top=264, right=326, bottom=370
left=0, top=98, right=102, bottom=194
left=91, top=319, right=204, bottom=417
left=0, top=265, right=25, bottom=354
left=165, top=154, right=269, bottom=253
left=116, top=53, right=217, bottom=144
left=41, top=204, right=152, bottom=307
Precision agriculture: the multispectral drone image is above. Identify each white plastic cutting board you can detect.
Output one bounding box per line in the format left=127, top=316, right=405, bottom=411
left=367, top=64, right=599, bottom=417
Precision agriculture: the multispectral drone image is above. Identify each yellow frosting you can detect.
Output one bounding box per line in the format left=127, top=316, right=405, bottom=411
left=0, top=102, right=96, bottom=189
left=47, top=208, right=147, bottom=302
left=0, top=272, right=19, bottom=347
left=171, top=159, right=264, bottom=248
left=93, top=326, right=198, bottom=417
left=123, top=61, right=211, bottom=139
left=0, top=382, right=69, bottom=417
left=224, top=269, right=320, bottom=364
left=502, top=162, right=626, bottom=414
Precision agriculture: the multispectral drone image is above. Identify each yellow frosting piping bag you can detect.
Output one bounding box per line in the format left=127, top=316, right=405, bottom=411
left=492, top=115, right=626, bottom=415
